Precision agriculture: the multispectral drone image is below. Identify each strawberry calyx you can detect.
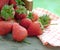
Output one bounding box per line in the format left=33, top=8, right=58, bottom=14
left=27, top=11, right=33, bottom=19
left=1, top=5, right=15, bottom=20
left=38, top=15, right=51, bottom=29
left=15, top=5, right=27, bottom=14
left=15, top=0, right=25, bottom=6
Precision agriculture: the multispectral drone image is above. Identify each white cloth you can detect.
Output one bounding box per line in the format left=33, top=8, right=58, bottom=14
left=33, top=8, right=60, bottom=46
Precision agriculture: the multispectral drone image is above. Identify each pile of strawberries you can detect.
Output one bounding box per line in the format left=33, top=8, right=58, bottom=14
left=0, top=0, right=50, bottom=42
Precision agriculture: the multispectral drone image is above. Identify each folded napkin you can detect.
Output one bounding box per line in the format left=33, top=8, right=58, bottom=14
left=33, top=8, right=60, bottom=47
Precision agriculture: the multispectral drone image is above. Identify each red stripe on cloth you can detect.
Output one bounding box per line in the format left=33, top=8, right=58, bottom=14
left=33, top=8, right=60, bottom=46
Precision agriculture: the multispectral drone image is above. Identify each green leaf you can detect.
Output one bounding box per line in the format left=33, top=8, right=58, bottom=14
left=27, top=11, right=33, bottom=19
left=39, top=15, right=50, bottom=28
left=16, top=5, right=27, bottom=14
left=1, top=5, right=15, bottom=20
left=15, top=0, right=25, bottom=5
left=23, top=40, right=31, bottom=44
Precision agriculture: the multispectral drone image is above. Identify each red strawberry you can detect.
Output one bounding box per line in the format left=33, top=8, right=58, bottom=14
left=9, top=0, right=16, bottom=7
left=12, top=23, right=28, bottom=42
left=15, top=13, right=27, bottom=20
left=0, top=17, right=4, bottom=21
left=0, top=21, right=13, bottom=36
left=1, top=5, right=15, bottom=21
left=20, top=18, right=32, bottom=29
left=9, top=0, right=25, bottom=7
left=15, top=5, right=27, bottom=20
left=28, top=22, right=43, bottom=37
left=32, top=13, right=39, bottom=22
left=0, top=18, right=3, bottom=21
left=0, top=0, right=9, bottom=10
left=28, top=12, right=39, bottom=22
left=14, top=5, right=19, bottom=10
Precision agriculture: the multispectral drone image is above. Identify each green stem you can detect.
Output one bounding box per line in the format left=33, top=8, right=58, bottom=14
left=23, top=40, right=31, bottom=44
left=39, top=21, right=45, bottom=30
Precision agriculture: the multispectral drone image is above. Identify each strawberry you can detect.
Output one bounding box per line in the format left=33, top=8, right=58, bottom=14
left=12, top=23, right=28, bottom=42
left=27, top=22, right=43, bottom=37
left=0, top=21, right=13, bottom=36
left=28, top=12, right=39, bottom=22
left=9, top=0, right=16, bottom=7
left=1, top=5, right=15, bottom=21
left=14, top=5, right=19, bottom=10
left=0, top=17, right=4, bottom=21
left=15, top=13, right=27, bottom=20
left=20, top=18, right=32, bottom=29
left=9, top=0, right=25, bottom=7
left=0, top=0, right=9, bottom=10
left=32, top=13, right=39, bottom=22
left=0, top=18, right=3, bottom=21
left=15, top=5, right=27, bottom=20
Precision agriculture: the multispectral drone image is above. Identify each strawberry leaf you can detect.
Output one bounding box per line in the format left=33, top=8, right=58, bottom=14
left=15, top=0, right=25, bottom=5
left=39, top=15, right=51, bottom=27
left=16, top=5, right=27, bottom=14
left=27, top=11, right=33, bottom=19
left=23, top=40, right=31, bottom=44
left=1, top=5, right=15, bottom=20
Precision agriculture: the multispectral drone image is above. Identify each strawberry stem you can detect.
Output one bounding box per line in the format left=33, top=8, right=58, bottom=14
left=23, top=40, right=31, bottom=44
left=38, top=20, right=44, bottom=30
left=50, top=23, right=58, bottom=25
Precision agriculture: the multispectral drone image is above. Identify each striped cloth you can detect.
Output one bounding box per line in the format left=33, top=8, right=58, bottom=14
left=33, top=8, right=60, bottom=47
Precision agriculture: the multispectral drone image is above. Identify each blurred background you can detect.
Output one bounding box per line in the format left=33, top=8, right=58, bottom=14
left=33, top=0, right=60, bottom=16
